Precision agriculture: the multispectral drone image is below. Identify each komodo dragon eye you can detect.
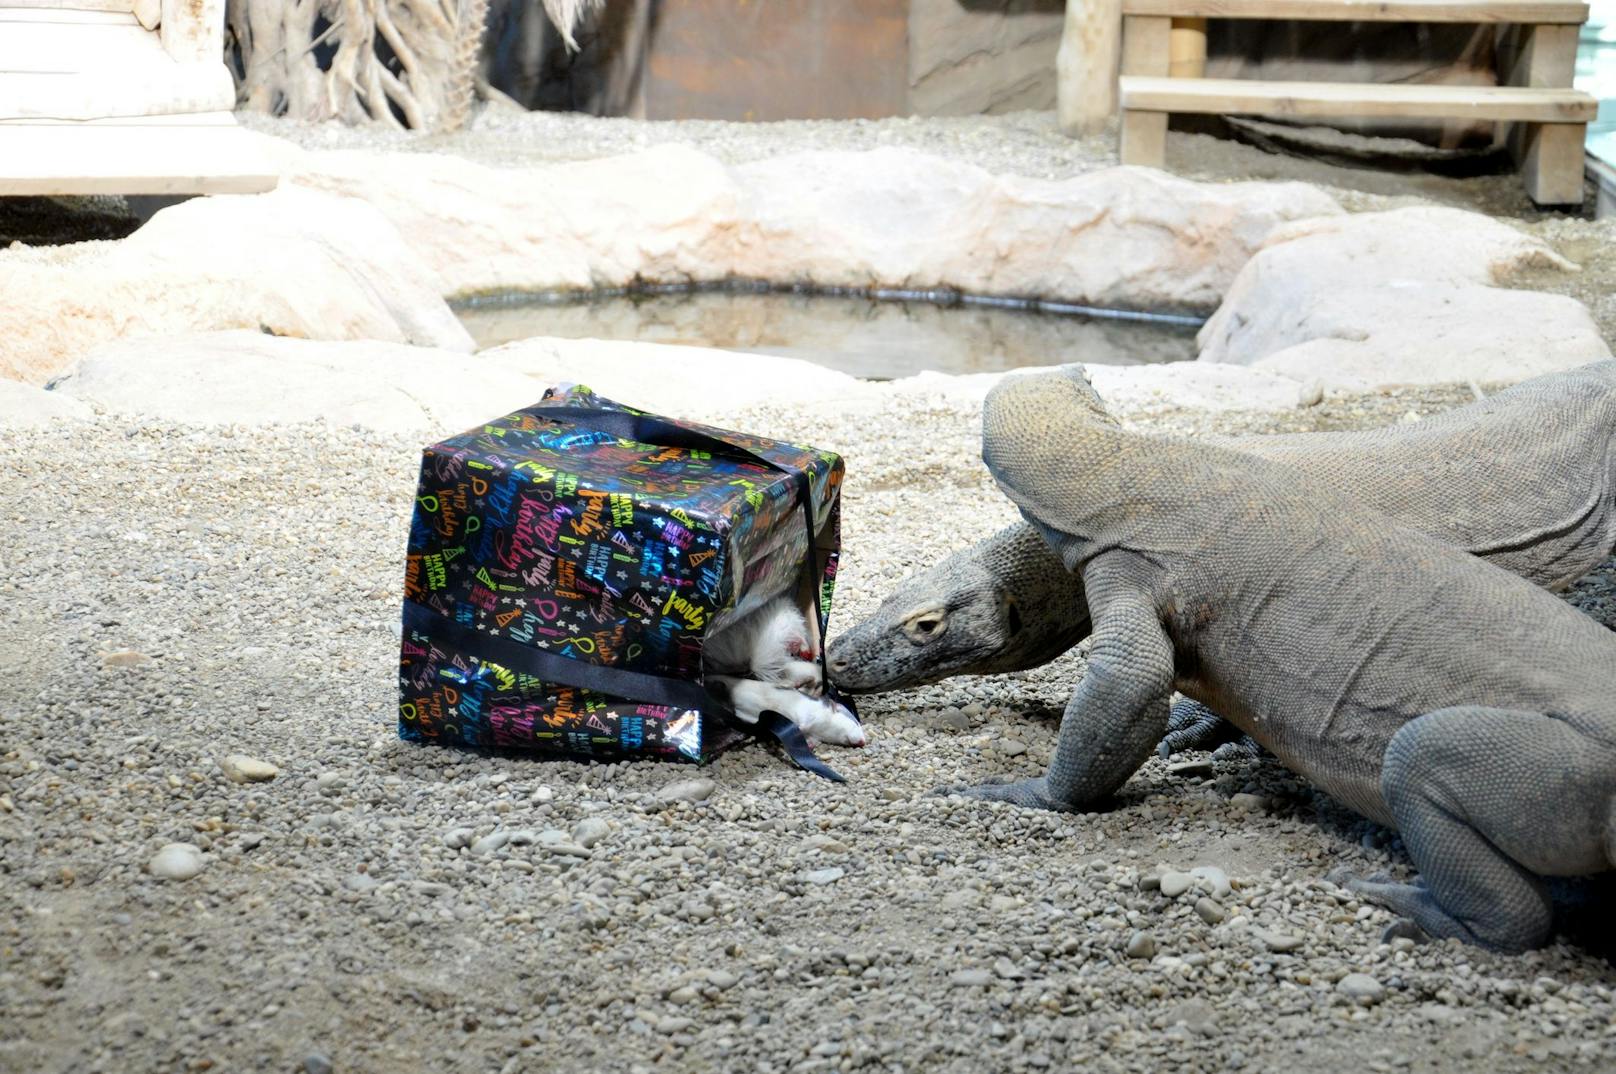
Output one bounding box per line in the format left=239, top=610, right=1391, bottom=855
left=903, top=608, right=947, bottom=642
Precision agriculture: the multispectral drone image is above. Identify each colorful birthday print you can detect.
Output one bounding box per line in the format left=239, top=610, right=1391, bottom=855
left=398, top=386, right=845, bottom=763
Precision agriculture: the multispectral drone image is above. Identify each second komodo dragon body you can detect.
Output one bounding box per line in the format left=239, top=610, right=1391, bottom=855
left=935, top=365, right=1616, bottom=953
left=827, top=363, right=1616, bottom=750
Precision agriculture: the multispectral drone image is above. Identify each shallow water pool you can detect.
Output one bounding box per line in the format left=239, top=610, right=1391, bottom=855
left=455, top=287, right=1202, bottom=381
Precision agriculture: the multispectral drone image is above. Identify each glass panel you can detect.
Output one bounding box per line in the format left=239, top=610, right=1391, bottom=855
left=1579, top=1, right=1616, bottom=160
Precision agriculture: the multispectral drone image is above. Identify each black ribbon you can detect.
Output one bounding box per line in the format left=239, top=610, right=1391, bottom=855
left=407, top=403, right=856, bottom=781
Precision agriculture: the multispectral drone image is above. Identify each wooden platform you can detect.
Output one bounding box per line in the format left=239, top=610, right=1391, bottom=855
left=0, top=3, right=278, bottom=196
left=1120, top=77, right=1599, bottom=122
left=1113, top=0, right=1596, bottom=205
left=1121, top=0, right=1588, bottom=22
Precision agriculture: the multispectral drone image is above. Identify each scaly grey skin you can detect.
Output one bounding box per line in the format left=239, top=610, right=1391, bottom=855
left=942, top=365, right=1616, bottom=953
left=828, top=361, right=1616, bottom=757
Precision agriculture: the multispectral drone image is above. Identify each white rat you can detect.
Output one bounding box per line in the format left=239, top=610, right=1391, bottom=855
left=703, top=596, right=865, bottom=747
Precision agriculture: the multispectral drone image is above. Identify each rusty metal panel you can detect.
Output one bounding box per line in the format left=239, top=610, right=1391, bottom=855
left=644, top=0, right=910, bottom=121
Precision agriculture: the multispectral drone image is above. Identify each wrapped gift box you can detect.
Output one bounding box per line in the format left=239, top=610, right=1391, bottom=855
left=398, top=387, right=844, bottom=764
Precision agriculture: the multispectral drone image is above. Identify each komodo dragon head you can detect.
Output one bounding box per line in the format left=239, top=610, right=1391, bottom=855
left=826, top=367, right=1123, bottom=694
left=825, top=522, right=1089, bottom=693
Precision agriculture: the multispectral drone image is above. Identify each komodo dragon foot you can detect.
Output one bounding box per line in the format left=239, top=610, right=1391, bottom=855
left=931, top=775, right=1077, bottom=813
left=1157, top=699, right=1265, bottom=760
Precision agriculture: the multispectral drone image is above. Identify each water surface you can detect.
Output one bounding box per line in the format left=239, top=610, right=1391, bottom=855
left=456, top=288, right=1201, bottom=381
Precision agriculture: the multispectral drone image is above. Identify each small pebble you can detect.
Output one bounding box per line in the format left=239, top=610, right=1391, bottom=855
left=543, top=842, right=591, bottom=859
left=804, top=867, right=844, bottom=885
left=1168, top=760, right=1214, bottom=780
left=803, top=833, right=847, bottom=853
left=470, top=832, right=510, bottom=855
left=303, top=1055, right=333, bottom=1074
left=1194, top=897, right=1226, bottom=925
left=1158, top=871, right=1194, bottom=898
left=999, top=739, right=1028, bottom=758
left=992, top=957, right=1024, bottom=980
left=935, top=708, right=971, bottom=731
left=1189, top=865, right=1232, bottom=899
left=219, top=754, right=279, bottom=784
left=1229, top=793, right=1268, bottom=812
left=444, top=827, right=476, bottom=849
left=572, top=817, right=610, bottom=848
left=707, top=970, right=739, bottom=991
left=950, top=968, right=994, bottom=987
left=656, top=779, right=715, bottom=804
left=342, top=873, right=378, bottom=894
left=1257, top=931, right=1305, bottom=954
left=147, top=843, right=204, bottom=881
left=1338, top=973, right=1386, bottom=1005
left=655, top=1016, right=693, bottom=1035
left=315, top=772, right=346, bottom=796
left=1125, top=931, right=1157, bottom=959
left=102, top=650, right=151, bottom=668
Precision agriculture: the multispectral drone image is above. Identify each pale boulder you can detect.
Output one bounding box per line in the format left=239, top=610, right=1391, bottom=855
left=293, top=145, right=1341, bottom=311
left=50, top=331, right=536, bottom=436
left=0, top=380, right=93, bottom=427
left=1, top=185, right=473, bottom=385
left=1249, top=285, right=1611, bottom=392
left=1198, top=206, right=1583, bottom=368
left=732, top=151, right=1340, bottom=312
left=292, top=146, right=744, bottom=296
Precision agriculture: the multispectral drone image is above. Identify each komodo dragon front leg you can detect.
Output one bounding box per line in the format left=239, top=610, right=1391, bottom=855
left=938, top=554, right=1173, bottom=811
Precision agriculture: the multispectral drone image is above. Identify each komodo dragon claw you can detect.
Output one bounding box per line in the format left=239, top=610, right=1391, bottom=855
left=932, top=775, right=1076, bottom=813
left=1326, top=867, right=1432, bottom=945
left=1158, top=699, right=1264, bottom=760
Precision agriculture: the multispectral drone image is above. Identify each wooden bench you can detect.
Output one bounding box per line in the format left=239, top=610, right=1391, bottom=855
left=1112, top=0, right=1598, bottom=205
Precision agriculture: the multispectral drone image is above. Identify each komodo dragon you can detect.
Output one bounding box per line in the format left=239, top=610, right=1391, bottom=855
left=827, top=361, right=1616, bottom=757
left=922, top=365, right=1616, bottom=952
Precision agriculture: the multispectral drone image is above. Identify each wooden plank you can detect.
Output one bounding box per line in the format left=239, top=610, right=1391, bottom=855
left=1503, top=23, right=1579, bottom=87
left=1520, top=122, right=1586, bottom=204
left=1500, top=24, right=1581, bottom=166
left=1120, top=106, right=1169, bottom=165
left=1168, top=17, right=1207, bottom=79
left=1056, top=0, right=1123, bottom=136
left=1121, top=0, right=1588, bottom=22
left=1119, top=15, right=1171, bottom=165
left=1119, top=76, right=1599, bottom=121
left=0, top=124, right=279, bottom=195
left=1121, top=14, right=1172, bottom=75
left=0, top=64, right=236, bottom=120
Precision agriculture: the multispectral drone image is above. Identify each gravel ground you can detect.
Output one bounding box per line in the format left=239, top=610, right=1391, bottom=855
left=6, top=383, right=1616, bottom=1074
